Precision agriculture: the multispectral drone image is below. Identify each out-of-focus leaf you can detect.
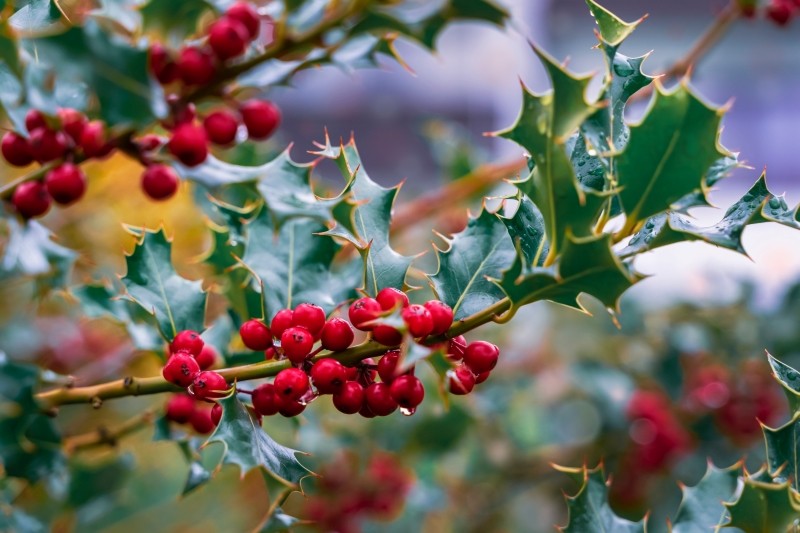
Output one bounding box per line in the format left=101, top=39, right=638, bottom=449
left=671, top=461, right=743, bottom=533
left=558, top=465, right=646, bottom=532
left=723, top=477, right=800, bottom=533
left=1, top=219, right=76, bottom=293
left=8, top=0, right=62, bottom=33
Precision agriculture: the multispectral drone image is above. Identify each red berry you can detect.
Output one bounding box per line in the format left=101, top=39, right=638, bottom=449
left=389, top=375, right=424, bottom=409
left=264, top=347, right=277, bottom=360
left=203, top=110, right=239, bottom=145
left=57, top=108, right=87, bottom=142
left=79, top=121, right=114, bottom=159
left=208, top=17, right=249, bottom=60
left=44, top=163, right=86, bottom=205
left=252, top=383, right=280, bottom=416
left=163, top=352, right=201, bottom=387
left=163, top=101, right=197, bottom=130
left=149, top=43, right=179, bottom=84
left=195, top=344, right=218, bottom=370
left=376, top=287, right=409, bottom=311
left=240, top=319, right=272, bottom=351
left=168, top=123, right=208, bottom=167
left=170, top=330, right=204, bottom=356
left=2, top=132, right=33, bottom=167
left=333, top=381, right=364, bottom=414
left=320, top=318, right=354, bottom=351
left=226, top=1, right=260, bottom=39
left=349, top=297, right=381, bottom=330
left=292, top=303, right=326, bottom=336
left=135, top=134, right=163, bottom=152
left=165, top=393, right=196, bottom=423
left=11, top=181, right=51, bottom=219
left=767, top=2, right=793, bottom=25
left=192, top=371, right=229, bottom=399
left=365, top=382, right=397, bottom=416
left=141, top=164, right=180, bottom=200
left=177, top=47, right=216, bottom=85
left=273, top=368, right=309, bottom=401
left=372, top=325, right=402, bottom=346
left=447, top=335, right=467, bottom=360
left=29, top=128, right=68, bottom=163
left=278, top=398, right=306, bottom=417
left=377, top=351, right=400, bottom=384
left=402, top=304, right=434, bottom=338
left=280, top=326, right=314, bottom=363
left=271, top=309, right=294, bottom=338
left=211, top=403, right=223, bottom=426
left=239, top=99, right=281, bottom=140
left=424, top=300, right=453, bottom=336
left=463, top=341, right=499, bottom=374
left=190, top=406, right=216, bottom=433
left=448, top=366, right=475, bottom=395
left=474, top=370, right=490, bottom=384
left=359, top=404, right=376, bottom=418
left=310, top=358, right=347, bottom=394
left=25, top=109, right=47, bottom=133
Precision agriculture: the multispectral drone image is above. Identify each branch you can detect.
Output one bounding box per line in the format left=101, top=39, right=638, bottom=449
left=62, top=408, right=157, bottom=454
left=36, top=298, right=512, bottom=409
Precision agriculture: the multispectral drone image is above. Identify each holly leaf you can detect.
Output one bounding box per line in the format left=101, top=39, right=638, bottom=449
left=141, top=0, right=213, bottom=46
left=1, top=219, right=76, bottom=293
left=557, top=464, right=646, bottom=533
left=429, top=208, right=515, bottom=320
left=178, top=441, right=212, bottom=495
left=585, top=0, right=639, bottom=47
left=615, top=83, right=729, bottom=227
left=313, top=135, right=413, bottom=294
left=723, top=477, right=800, bottom=533
left=22, top=20, right=166, bottom=126
left=763, top=413, right=800, bottom=491
left=671, top=461, right=743, bottom=533
left=8, top=0, right=62, bottom=33
left=671, top=155, right=740, bottom=212
left=498, top=193, right=549, bottom=268
left=766, top=351, right=800, bottom=412
left=204, top=395, right=311, bottom=486
left=121, top=228, right=207, bottom=341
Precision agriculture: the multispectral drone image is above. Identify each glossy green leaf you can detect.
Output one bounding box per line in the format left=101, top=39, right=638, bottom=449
left=419, top=0, right=507, bottom=49
left=121, top=228, right=207, bottom=340
left=429, top=208, right=515, bottom=320
left=763, top=413, right=800, bottom=491
left=671, top=461, right=743, bottom=533
left=204, top=395, right=311, bottom=486
left=671, top=155, right=739, bottom=212
left=499, top=193, right=549, bottom=268
left=766, top=351, right=800, bottom=412
left=585, top=0, right=639, bottom=46
left=723, top=477, right=800, bottom=533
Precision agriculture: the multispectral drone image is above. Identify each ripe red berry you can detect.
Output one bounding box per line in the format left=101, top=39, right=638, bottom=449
left=767, top=1, right=793, bottom=25
left=320, top=318, right=354, bottom=351
left=2, top=132, right=33, bottom=167
left=333, top=381, right=364, bottom=414
left=278, top=398, right=306, bottom=417
left=240, top=319, right=272, bottom=351
left=171, top=330, right=204, bottom=356
left=169, top=123, right=208, bottom=167
left=135, top=134, right=163, bottom=153
left=44, top=163, right=86, bottom=205
left=190, top=406, right=216, bottom=433
left=448, top=366, right=476, bottom=395
left=271, top=309, right=294, bottom=338
left=203, top=110, right=239, bottom=145
left=389, top=375, right=424, bottom=409
left=195, top=344, right=218, bottom=370
left=165, top=393, right=196, bottom=423
left=376, top=287, right=409, bottom=311
left=359, top=404, right=376, bottom=418
left=163, top=101, right=197, bottom=130
left=149, top=43, right=179, bottom=84
left=402, top=304, right=434, bottom=338
left=447, top=335, right=467, bottom=360
left=252, top=383, right=280, bottom=416
left=424, top=300, right=453, bottom=336
left=310, top=358, right=347, bottom=394
left=349, top=297, right=381, bottom=330
left=163, top=352, right=201, bottom=387
left=292, top=303, right=326, bottom=336
left=11, top=181, right=51, bottom=219
left=177, top=47, right=216, bottom=85
left=281, top=326, right=314, bottom=363
left=372, top=325, right=402, bottom=346
left=208, top=17, right=249, bottom=60
left=80, top=121, right=114, bottom=159
left=264, top=347, right=277, bottom=360
left=211, top=403, right=223, bottom=426
left=226, top=2, right=260, bottom=39
left=29, top=128, right=68, bottom=163
left=239, top=99, right=281, bottom=140
left=377, top=351, right=400, bottom=384
left=474, top=370, right=490, bottom=384
left=463, top=341, right=499, bottom=374
left=57, top=108, right=87, bottom=142
left=273, top=368, right=309, bottom=401
left=25, top=109, right=48, bottom=133
left=365, top=382, right=397, bottom=416
left=192, top=371, right=228, bottom=399
left=141, top=164, right=180, bottom=200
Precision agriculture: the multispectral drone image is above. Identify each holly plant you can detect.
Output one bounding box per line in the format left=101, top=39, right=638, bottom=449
left=1, top=0, right=799, bottom=531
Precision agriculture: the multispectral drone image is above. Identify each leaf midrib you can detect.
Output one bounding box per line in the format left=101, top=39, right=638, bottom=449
left=142, top=243, right=177, bottom=338
left=452, top=237, right=506, bottom=314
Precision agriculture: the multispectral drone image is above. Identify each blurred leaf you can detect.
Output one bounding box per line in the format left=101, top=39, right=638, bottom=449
left=8, top=0, right=62, bottom=33
left=141, top=0, right=213, bottom=44
left=67, top=453, right=135, bottom=509
left=1, top=219, right=76, bottom=293
left=558, top=465, right=646, bottom=532
left=723, top=477, right=800, bottom=533
left=205, top=395, right=311, bottom=486
left=671, top=461, right=743, bottom=533
left=178, top=441, right=212, bottom=495
left=258, top=507, right=301, bottom=532
left=121, top=227, right=207, bottom=340
left=429, top=208, right=515, bottom=320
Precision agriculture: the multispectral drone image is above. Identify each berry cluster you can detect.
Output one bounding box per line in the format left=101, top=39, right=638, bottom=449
left=3, top=109, right=115, bottom=218
left=164, top=393, right=222, bottom=434
left=740, top=0, right=800, bottom=25
left=161, top=330, right=230, bottom=399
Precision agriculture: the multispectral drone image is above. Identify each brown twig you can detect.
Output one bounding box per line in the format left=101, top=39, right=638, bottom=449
left=62, top=408, right=157, bottom=454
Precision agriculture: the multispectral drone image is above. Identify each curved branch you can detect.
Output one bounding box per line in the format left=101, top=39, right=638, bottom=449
left=63, top=408, right=157, bottom=454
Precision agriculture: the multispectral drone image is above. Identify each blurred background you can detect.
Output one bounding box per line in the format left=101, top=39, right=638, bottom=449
left=2, top=0, right=800, bottom=532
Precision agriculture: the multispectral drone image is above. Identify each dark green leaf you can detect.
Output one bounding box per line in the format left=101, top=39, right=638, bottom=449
left=585, top=0, right=639, bottom=46
left=141, top=0, right=213, bottom=45
left=763, top=413, right=800, bottom=491
left=766, top=351, right=800, bottom=412
left=671, top=461, right=743, bottom=533
left=723, top=477, right=800, bottom=533
left=67, top=453, right=135, bottom=508
left=178, top=441, right=212, bottom=495
left=258, top=507, right=301, bottom=532
left=499, top=194, right=549, bottom=268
